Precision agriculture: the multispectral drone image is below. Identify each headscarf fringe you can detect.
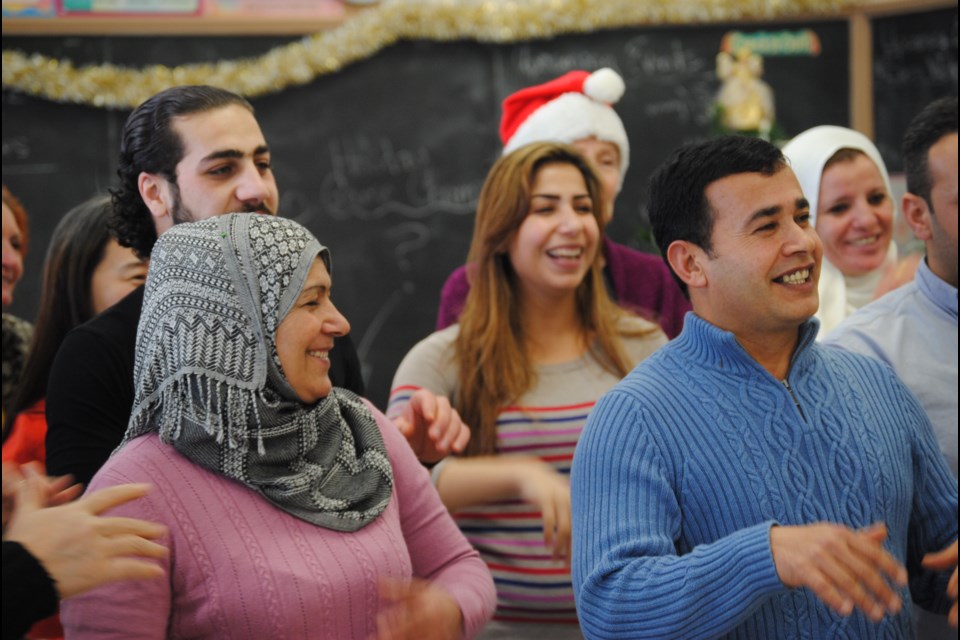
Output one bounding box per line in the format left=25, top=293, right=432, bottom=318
left=121, top=214, right=393, bottom=532
left=128, top=371, right=272, bottom=454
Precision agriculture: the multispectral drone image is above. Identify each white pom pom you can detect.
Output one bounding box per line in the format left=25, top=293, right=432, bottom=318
left=583, top=68, right=625, bottom=104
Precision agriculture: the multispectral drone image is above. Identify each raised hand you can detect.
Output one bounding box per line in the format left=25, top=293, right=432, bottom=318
left=394, top=389, right=471, bottom=464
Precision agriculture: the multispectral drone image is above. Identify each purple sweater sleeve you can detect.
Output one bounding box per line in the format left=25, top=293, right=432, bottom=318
left=436, top=241, right=691, bottom=338
left=436, top=265, right=471, bottom=330
left=372, top=407, right=497, bottom=637
left=602, top=237, right=691, bottom=340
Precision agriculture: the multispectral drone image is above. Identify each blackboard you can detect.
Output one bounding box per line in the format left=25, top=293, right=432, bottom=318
left=3, top=21, right=850, bottom=407
left=872, top=6, right=959, bottom=171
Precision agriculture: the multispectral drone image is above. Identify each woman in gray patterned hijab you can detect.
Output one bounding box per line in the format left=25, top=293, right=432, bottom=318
left=125, top=212, right=394, bottom=530
left=63, top=212, right=495, bottom=639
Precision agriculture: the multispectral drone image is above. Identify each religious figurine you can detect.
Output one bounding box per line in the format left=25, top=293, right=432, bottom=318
left=713, top=48, right=779, bottom=140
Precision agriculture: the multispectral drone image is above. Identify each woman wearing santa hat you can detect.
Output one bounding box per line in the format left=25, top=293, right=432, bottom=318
left=435, top=68, right=690, bottom=339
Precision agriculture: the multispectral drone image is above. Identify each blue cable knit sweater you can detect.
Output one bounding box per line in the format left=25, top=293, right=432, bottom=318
left=572, top=313, right=958, bottom=640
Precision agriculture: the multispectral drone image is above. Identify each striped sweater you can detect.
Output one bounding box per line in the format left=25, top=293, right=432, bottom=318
left=571, top=313, right=959, bottom=639
left=388, top=320, right=666, bottom=633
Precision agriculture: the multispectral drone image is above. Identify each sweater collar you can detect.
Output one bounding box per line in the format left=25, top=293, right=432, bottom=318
left=676, top=312, right=820, bottom=378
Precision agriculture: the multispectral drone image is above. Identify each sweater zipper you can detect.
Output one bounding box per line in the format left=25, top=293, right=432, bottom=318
left=781, top=379, right=807, bottom=422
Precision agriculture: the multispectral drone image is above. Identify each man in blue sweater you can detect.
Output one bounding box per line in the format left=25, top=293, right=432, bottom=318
left=571, top=135, right=958, bottom=639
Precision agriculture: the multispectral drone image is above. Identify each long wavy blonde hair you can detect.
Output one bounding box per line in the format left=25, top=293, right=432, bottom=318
left=455, top=142, right=652, bottom=456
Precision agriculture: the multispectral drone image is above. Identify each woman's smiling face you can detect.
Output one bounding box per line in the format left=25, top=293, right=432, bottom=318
left=815, top=152, right=894, bottom=276
left=275, top=257, right=350, bottom=404
left=1, top=202, right=24, bottom=307
left=507, top=162, right=600, bottom=302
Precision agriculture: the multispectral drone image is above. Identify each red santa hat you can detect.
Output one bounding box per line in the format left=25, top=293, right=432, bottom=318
left=500, top=68, right=629, bottom=187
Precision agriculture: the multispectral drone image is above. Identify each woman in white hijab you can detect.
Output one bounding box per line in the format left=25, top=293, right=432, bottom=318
left=783, top=125, right=901, bottom=334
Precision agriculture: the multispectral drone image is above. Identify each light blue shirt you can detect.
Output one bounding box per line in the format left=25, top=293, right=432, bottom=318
left=825, top=258, right=958, bottom=478
left=826, top=259, right=958, bottom=640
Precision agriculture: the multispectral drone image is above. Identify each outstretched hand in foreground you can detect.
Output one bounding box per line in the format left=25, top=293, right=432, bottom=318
left=4, top=462, right=168, bottom=598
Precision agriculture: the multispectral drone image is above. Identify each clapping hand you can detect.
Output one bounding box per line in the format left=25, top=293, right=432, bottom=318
left=374, top=577, right=463, bottom=640
left=771, top=522, right=906, bottom=622
left=395, top=389, right=471, bottom=464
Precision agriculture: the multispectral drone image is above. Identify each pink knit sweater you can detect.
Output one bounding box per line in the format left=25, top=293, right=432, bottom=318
left=61, top=406, right=495, bottom=639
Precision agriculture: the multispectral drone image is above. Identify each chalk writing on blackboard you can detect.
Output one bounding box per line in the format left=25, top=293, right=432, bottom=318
left=874, top=23, right=958, bottom=86
left=623, top=36, right=709, bottom=77
left=621, top=36, right=716, bottom=125
left=515, top=47, right=619, bottom=80
left=317, top=134, right=482, bottom=221
left=872, top=7, right=958, bottom=171
left=2, top=135, right=31, bottom=162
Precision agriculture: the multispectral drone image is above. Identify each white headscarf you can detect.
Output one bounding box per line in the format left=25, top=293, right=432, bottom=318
left=782, top=125, right=898, bottom=335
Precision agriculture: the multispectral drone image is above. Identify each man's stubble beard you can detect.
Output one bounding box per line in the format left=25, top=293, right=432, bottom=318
left=168, top=179, right=276, bottom=224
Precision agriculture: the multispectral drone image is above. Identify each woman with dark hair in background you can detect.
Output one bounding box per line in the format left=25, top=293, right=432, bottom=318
left=3, top=194, right=147, bottom=640
left=3, top=194, right=147, bottom=464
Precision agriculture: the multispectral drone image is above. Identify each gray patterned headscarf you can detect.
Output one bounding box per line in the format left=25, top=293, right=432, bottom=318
left=125, top=213, right=393, bottom=532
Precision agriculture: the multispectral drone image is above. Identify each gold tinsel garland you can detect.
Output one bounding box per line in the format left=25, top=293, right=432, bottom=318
left=2, top=0, right=855, bottom=109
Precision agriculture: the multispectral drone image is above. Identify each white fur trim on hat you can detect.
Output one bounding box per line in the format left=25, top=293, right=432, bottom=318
left=501, top=92, right=630, bottom=188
